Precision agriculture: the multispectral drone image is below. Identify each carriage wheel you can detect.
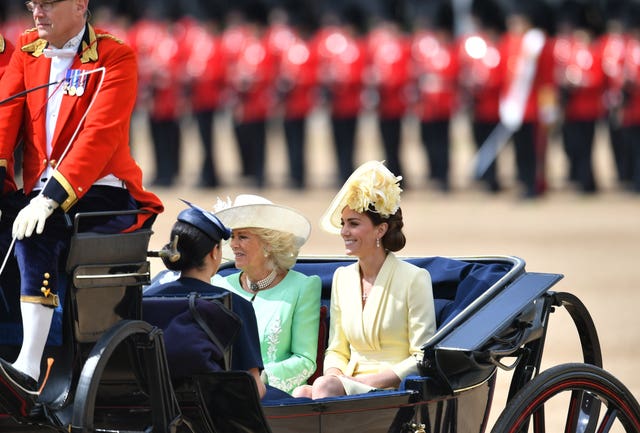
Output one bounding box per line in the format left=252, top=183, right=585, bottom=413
left=491, top=363, right=640, bottom=433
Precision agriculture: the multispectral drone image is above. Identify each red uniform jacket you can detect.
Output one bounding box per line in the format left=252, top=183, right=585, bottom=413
left=279, top=34, right=319, bottom=119
left=183, top=21, right=226, bottom=113
left=315, top=26, right=367, bottom=119
left=0, top=24, right=163, bottom=230
left=600, top=31, right=626, bottom=117
left=367, top=25, right=411, bottom=119
left=458, top=31, right=504, bottom=123
left=618, top=36, right=640, bottom=126
left=499, top=29, right=555, bottom=125
left=227, top=28, right=277, bottom=123
left=147, top=22, right=186, bottom=121
left=0, top=34, right=14, bottom=78
left=411, top=30, right=460, bottom=122
left=553, top=33, right=605, bottom=121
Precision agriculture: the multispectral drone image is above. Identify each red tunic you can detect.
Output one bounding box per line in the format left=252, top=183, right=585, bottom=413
left=0, top=34, right=14, bottom=79
left=367, top=25, right=411, bottom=119
left=226, top=29, right=277, bottom=123
left=0, top=25, right=163, bottom=229
left=411, top=30, right=460, bottom=122
left=553, top=32, right=605, bottom=121
left=279, top=34, right=319, bottom=119
left=458, top=31, right=504, bottom=122
left=618, top=36, right=640, bottom=125
left=499, top=29, right=555, bottom=125
left=315, top=26, right=366, bottom=119
left=183, top=21, right=226, bottom=113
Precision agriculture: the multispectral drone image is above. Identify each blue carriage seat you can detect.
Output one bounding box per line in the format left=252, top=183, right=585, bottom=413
left=215, top=256, right=512, bottom=395
left=286, top=256, right=512, bottom=329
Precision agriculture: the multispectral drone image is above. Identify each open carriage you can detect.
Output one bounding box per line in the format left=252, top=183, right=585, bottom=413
left=1, top=214, right=639, bottom=433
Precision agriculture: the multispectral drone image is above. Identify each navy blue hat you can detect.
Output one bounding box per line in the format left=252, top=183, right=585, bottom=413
left=178, top=199, right=231, bottom=242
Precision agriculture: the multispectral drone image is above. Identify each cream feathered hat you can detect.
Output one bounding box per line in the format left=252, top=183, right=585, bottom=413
left=213, top=194, right=311, bottom=250
left=320, top=160, right=403, bottom=234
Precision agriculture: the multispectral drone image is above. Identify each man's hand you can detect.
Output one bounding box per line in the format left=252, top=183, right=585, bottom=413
left=12, top=195, right=59, bottom=239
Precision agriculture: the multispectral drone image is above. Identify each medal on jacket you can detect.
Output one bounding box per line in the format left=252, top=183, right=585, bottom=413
left=64, top=69, right=87, bottom=96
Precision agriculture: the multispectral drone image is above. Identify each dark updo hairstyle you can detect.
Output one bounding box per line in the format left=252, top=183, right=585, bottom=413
left=365, top=205, right=406, bottom=252
left=161, top=221, right=219, bottom=272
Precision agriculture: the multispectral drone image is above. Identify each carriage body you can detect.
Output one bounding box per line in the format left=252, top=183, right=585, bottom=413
left=0, top=223, right=638, bottom=433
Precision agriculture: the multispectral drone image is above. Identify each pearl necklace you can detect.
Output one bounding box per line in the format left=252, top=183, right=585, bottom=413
left=246, top=269, right=277, bottom=293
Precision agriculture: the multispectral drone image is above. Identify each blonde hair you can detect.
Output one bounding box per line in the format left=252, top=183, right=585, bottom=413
left=251, top=228, right=299, bottom=271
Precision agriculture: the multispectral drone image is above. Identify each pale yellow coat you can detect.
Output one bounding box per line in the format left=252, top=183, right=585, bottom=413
left=323, top=253, right=436, bottom=381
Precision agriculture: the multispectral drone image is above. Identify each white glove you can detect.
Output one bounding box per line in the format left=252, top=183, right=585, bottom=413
left=12, top=195, right=59, bottom=240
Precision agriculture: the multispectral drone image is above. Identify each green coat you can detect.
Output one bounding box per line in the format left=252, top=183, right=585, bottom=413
left=226, top=270, right=321, bottom=393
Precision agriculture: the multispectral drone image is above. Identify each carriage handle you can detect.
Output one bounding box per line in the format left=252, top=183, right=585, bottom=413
left=475, top=312, right=536, bottom=371
left=74, top=271, right=151, bottom=280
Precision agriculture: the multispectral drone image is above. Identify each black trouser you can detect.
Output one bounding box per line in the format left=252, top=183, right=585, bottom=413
left=609, top=120, right=633, bottom=184
left=284, top=117, right=307, bottom=188
left=420, top=119, right=450, bottom=190
left=149, top=118, right=181, bottom=186
left=331, top=116, right=358, bottom=184
left=12, top=187, right=139, bottom=301
left=472, top=120, right=501, bottom=191
left=234, top=120, right=267, bottom=187
left=562, top=120, right=597, bottom=193
left=512, top=122, right=538, bottom=197
left=379, top=117, right=403, bottom=182
left=622, top=124, right=640, bottom=193
left=194, top=109, right=219, bottom=186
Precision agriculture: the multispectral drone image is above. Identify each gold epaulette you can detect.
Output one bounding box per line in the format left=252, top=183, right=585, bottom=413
left=21, top=38, right=47, bottom=56
left=97, top=33, right=124, bottom=44
left=0, top=34, right=4, bottom=54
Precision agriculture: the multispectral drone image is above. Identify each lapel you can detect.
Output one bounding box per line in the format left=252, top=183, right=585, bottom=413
left=22, top=37, right=49, bottom=137
left=361, top=253, right=396, bottom=351
left=31, top=56, right=51, bottom=144
left=52, top=24, right=99, bottom=152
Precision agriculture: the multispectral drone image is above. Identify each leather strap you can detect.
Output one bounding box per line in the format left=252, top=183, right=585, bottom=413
left=188, top=292, right=231, bottom=370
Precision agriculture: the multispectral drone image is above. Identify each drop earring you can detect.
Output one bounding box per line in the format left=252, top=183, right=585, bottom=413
left=376, top=238, right=380, bottom=248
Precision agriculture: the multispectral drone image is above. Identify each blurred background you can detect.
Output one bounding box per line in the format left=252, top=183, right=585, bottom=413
left=2, top=0, right=639, bottom=197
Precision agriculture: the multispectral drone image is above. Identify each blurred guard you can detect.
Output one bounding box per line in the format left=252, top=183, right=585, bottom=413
left=600, top=0, right=632, bottom=187
left=183, top=14, right=226, bottom=188
left=499, top=0, right=556, bottom=198
left=227, top=1, right=277, bottom=188
left=0, top=0, right=163, bottom=410
left=459, top=0, right=506, bottom=192
left=276, top=16, right=320, bottom=189
left=0, top=32, right=15, bottom=78
left=366, top=19, right=411, bottom=185
left=618, top=7, right=640, bottom=194
left=553, top=0, right=605, bottom=193
left=317, top=5, right=368, bottom=184
left=411, top=0, right=459, bottom=192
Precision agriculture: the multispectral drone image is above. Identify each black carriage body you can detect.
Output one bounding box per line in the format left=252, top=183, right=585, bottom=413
left=0, top=218, right=616, bottom=433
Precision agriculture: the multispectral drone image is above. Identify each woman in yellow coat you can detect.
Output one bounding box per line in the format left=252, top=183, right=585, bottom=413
left=294, top=160, right=436, bottom=398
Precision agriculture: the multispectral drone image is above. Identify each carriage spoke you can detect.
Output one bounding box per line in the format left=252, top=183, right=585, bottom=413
left=595, top=407, right=618, bottom=433
left=532, top=405, right=545, bottom=433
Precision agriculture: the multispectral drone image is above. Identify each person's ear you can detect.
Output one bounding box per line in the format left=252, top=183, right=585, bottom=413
left=377, top=222, right=389, bottom=239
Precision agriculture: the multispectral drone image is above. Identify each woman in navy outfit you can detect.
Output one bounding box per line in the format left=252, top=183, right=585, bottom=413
left=144, top=202, right=267, bottom=398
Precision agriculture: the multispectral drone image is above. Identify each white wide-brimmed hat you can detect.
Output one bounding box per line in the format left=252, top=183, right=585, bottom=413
left=213, top=194, right=311, bottom=249
left=320, top=160, right=402, bottom=234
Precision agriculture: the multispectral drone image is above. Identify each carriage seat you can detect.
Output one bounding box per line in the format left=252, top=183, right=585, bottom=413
left=288, top=256, right=512, bottom=328
left=215, top=256, right=512, bottom=395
